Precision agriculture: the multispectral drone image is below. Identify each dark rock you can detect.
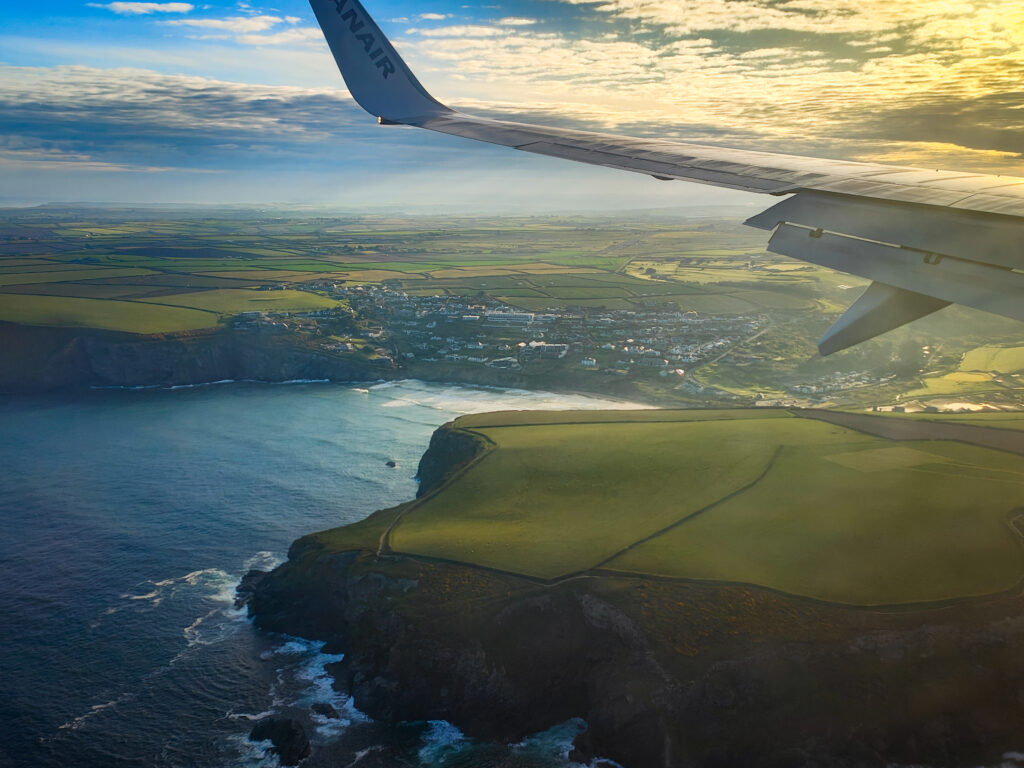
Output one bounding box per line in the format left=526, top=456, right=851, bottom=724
left=249, top=717, right=310, bottom=766
left=251, top=543, right=1024, bottom=768
left=234, top=569, right=269, bottom=609
left=385, top=460, right=397, bottom=468
left=246, top=421, right=1024, bottom=768
left=414, top=424, right=486, bottom=496
left=249, top=550, right=359, bottom=652
left=0, top=323, right=381, bottom=393
left=311, top=702, right=340, bottom=719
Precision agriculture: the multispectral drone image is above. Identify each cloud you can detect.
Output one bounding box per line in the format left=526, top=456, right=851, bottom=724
left=383, top=0, right=1024, bottom=176
left=0, top=146, right=205, bottom=173
left=161, top=13, right=322, bottom=46
left=235, top=27, right=323, bottom=46
left=87, top=2, right=193, bottom=14
left=407, top=25, right=506, bottom=38
left=163, top=14, right=283, bottom=33
left=0, top=63, right=759, bottom=209
left=5, top=0, right=1024, bottom=207
left=0, top=63, right=553, bottom=196
left=0, top=64, right=355, bottom=171
left=554, top=0, right=993, bottom=40
left=417, top=13, right=451, bottom=21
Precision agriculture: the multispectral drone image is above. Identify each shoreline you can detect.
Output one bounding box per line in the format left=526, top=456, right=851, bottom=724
left=4, top=377, right=662, bottom=414
left=244, top=412, right=1024, bottom=767
left=0, top=322, right=703, bottom=408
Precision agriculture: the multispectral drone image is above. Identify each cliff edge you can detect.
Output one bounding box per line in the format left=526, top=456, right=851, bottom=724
left=246, top=417, right=1024, bottom=767
left=0, top=323, right=381, bottom=392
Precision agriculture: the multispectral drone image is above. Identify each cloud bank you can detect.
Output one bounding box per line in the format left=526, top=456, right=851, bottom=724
left=4, top=0, right=1023, bottom=205
left=88, top=2, right=193, bottom=15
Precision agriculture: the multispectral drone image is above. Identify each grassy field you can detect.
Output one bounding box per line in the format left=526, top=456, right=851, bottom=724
left=137, top=289, right=341, bottom=315
left=607, top=438, right=1024, bottom=603
left=5, top=212, right=1021, bottom=414
left=391, top=413, right=796, bottom=579
left=961, top=345, right=1024, bottom=373
left=381, top=410, right=1024, bottom=605
left=0, top=267, right=158, bottom=286
left=0, top=294, right=218, bottom=333
left=904, top=371, right=1001, bottom=397
left=0, top=212, right=853, bottom=332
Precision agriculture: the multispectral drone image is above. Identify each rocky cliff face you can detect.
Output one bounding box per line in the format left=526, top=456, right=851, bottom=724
left=249, top=545, right=1024, bottom=768
left=414, top=424, right=486, bottom=497
left=246, top=429, right=1024, bottom=768
left=0, top=324, right=381, bottom=392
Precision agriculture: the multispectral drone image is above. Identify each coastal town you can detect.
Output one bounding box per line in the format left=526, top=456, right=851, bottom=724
left=2, top=209, right=1020, bottom=411
left=226, top=281, right=935, bottom=408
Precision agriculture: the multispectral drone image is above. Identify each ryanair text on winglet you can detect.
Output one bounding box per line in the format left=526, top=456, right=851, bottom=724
left=332, top=0, right=396, bottom=79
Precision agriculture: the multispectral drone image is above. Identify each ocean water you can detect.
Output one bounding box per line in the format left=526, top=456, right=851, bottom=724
left=0, top=380, right=646, bottom=768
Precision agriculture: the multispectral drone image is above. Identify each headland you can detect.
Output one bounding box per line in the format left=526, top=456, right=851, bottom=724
left=245, top=409, right=1024, bottom=767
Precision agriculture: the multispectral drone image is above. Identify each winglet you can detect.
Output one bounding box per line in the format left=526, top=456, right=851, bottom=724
left=309, top=0, right=452, bottom=123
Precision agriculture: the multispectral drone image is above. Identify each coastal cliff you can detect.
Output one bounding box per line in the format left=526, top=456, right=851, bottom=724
left=414, top=424, right=487, bottom=498
left=246, top=426, right=1024, bottom=768
left=0, top=323, right=382, bottom=392
left=0, top=323, right=650, bottom=401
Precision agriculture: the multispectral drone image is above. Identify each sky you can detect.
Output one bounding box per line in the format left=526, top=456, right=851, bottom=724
left=1, top=0, right=1022, bottom=210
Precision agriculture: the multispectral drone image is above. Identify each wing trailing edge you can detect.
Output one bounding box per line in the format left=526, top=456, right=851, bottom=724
left=748, top=191, right=1024, bottom=353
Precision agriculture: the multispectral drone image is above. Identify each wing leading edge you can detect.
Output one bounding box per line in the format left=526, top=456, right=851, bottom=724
left=311, top=0, right=1024, bottom=354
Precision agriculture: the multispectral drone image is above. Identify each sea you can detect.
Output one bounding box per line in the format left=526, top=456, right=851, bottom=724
left=0, top=380, right=648, bottom=768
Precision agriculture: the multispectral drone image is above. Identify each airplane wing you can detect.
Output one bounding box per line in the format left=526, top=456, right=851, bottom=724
left=311, top=0, right=1024, bottom=354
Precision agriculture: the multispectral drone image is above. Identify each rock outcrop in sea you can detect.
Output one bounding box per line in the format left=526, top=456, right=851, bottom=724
left=249, top=717, right=311, bottom=766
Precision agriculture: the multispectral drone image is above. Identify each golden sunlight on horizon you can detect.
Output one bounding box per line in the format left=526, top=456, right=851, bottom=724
left=399, top=0, right=1024, bottom=175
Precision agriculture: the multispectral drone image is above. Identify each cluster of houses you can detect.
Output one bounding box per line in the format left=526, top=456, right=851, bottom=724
left=225, top=281, right=963, bottom=406
left=324, top=283, right=764, bottom=376
left=789, top=370, right=895, bottom=395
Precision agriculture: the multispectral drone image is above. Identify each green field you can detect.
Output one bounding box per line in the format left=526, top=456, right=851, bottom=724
left=4, top=211, right=1020, bottom=414
left=375, top=410, right=1024, bottom=605
left=137, top=289, right=341, bottom=315
left=0, top=294, right=218, bottom=333
left=0, top=267, right=157, bottom=286
left=961, top=345, right=1024, bottom=373
left=904, top=371, right=999, bottom=397
left=0, top=212, right=850, bottom=331
left=607, top=438, right=1024, bottom=603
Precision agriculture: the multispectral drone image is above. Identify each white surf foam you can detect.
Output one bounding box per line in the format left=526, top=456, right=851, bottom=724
left=183, top=567, right=244, bottom=604
left=417, top=720, right=468, bottom=765
left=109, top=567, right=240, bottom=620
left=345, top=746, right=387, bottom=765
left=225, top=733, right=281, bottom=768
left=511, top=718, right=587, bottom=761
left=371, top=380, right=653, bottom=418
left=109, top=565, right=258, bottom=659
left=58, top=692, right=137, bottom=731
left=243, top=550, right=284, bottom=573
left=259, top=636, right=367, bottom=741
left=90, top=384, right=164, bottom=390
left=227, top=708, right=277, bottom=723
